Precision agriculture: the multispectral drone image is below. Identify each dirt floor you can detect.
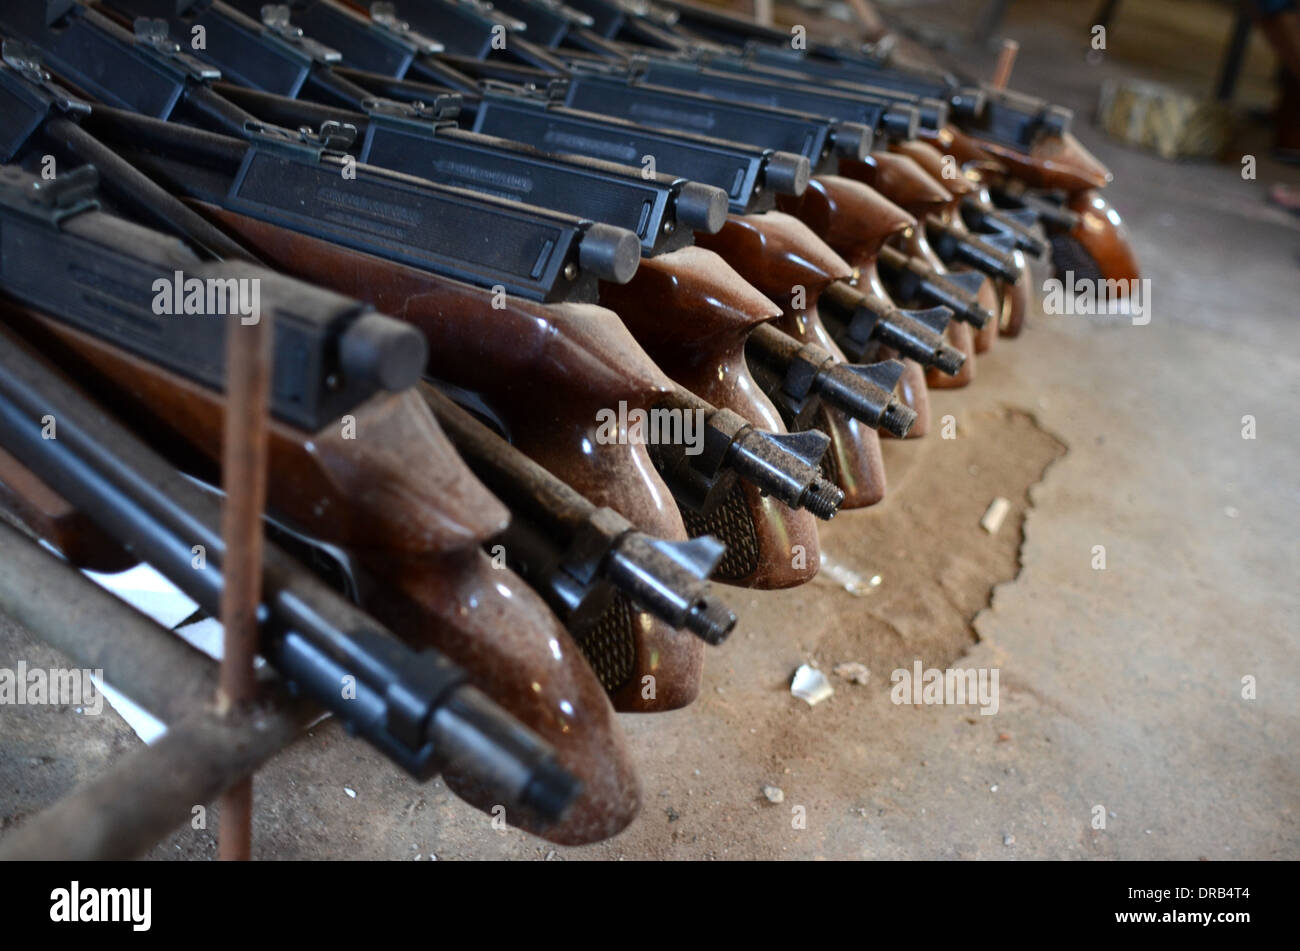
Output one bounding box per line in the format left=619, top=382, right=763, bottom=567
left=1, top=0, right=1298, bottom=860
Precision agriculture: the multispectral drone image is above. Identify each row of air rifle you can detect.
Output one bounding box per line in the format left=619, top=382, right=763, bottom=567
left=0, top=0, right=1141, bottom=847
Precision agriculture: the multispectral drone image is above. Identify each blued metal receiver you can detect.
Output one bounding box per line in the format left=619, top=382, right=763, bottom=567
left=0, top=164, right=427, bottom=430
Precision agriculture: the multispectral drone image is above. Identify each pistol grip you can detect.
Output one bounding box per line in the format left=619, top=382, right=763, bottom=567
left=1064, top=189, right=1141, bottom=285
left=839, top=153, right=953, bottom=219
left=891, top=139, right=977, bottom=200
left=812, top=405, right=886, bottom=507
left=600, top=248, right=821, bottom=589
left=417, top=294, right=707, bottom=713
left=519, top=429, right=705, bottom=712
left=846, top=263, right=932, bottom=436
left=777, top=176, right=915, bottom=265
left=360, top=550, right=641, bottom=845
left=9, top=309, right=642, bottom=841
left=919, top=125, right=995, bottom=169
left=682, top=479, right=822, bottom=590
left=189, top=202, right=708, bottom=710
left=928, top=320, right=977, bottom=389
left=1009, top=132, right=1112, bottom=193
left=675, top=356, right=822, bottom=589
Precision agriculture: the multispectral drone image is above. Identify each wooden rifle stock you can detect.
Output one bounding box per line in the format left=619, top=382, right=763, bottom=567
left=920, top=126, right=998, bottom=173
left=185, top=202, right=706, bottom=713
left=692, top=215, right=891, bottom=506
left=0, top=446, right=136, bottom=573
left=598, top=246, right=822, bottom=586
left=0, top=304, right=641, bottom=845
left=978, top=129, right=1111, bottom=194
left=835, top=157, right=978, bottom=389
left=1059, top=189, right=1141, bottom=288
left=919, top=122, right=1110, bottom=193
left=841, top=153, right=953, bottom=218
left=775, top=176, right=937, bottom=429
left=888, top=140, right=1004, bottom=353
left=922, top=127, right=1138, bottom=289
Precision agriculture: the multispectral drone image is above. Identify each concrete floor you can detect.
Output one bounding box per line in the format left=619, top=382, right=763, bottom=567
left=1, top=0, right=1297, bottom=859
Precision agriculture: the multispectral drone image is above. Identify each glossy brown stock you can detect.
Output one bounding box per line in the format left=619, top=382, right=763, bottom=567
left=191, top=203, right=703, bottom=713
left=775, top=176, right=935, bottom=432
left=836, top=153, right=977, bottom=382
left=920, top=125, right=997, bottom=170
left=980, top=131, right=1111, bottom=194
left=841, top=152, right=953, bottom=218
left=3, top=307, right=642, bottom=845
left=899, top=226, right=978, bottom=388
left=890, top=139, right=976, bottom=199
left=1066, top=189, right=1141, bottom=290
left=694, top=213, right=890, bottom=505
left=925, top=124, right=1136, bottom=287
left=889, top=140, right=1003, bottom=353
left=921, top=122, right=1110, bottom=193
left=599, top=246, right=823, bottom=583
left=999, top=250, right=1032, bottom=337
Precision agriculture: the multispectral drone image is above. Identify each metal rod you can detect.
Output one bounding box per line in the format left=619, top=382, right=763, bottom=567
left=215, top=313, right=273, bottom=861
left=991, top=38, right=1019, bottom=90
left=0, top=701, right=312, bottom=861
left=0, top=519, right=214, bottom=724
left=0, top=521, right=315, bottom=861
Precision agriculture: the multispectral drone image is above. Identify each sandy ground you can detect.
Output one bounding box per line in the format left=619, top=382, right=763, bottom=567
left=1, top=0, right=1298, bottom=860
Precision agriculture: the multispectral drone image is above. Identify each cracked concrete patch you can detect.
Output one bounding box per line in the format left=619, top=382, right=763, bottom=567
left=812, top=407, right=1067, bottom=679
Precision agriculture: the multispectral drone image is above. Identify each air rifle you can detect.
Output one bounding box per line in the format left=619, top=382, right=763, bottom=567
left=0, top=156, right=730, bottom=639
left=437, top=52, right=878, bottom=172
left=599, top=243, right=855, bottom=560
left=12, top=6, right=843, bottom=546
left=99, top=0, right=732, bottom=256
left=768, top=172, right=962, bottom=422
left=688, top=213, right=914, bottom=501
left=0, top=1, right=642, bottom=302
left=73, top=94, right=844, bottom=529
left=830, top=152, right=985, bottom=381
left=342, top=70, right=812, bottom=214
left=188, top=202, right=830, bottom=703
left=888, top=138, right=1035, bottom=344
left=211, top=0, right=814, bottom=214
left=0, top=37, right=257, bottom=262
left=0, top=162, right=642, bottom=842
left=0, top=321, right=581, bottom=828
left=0, top=163, right=425, bottom=431
left=648, top=0, right=1140, bottom=289
left=300, top=0, right=878, bottom=171
left=406, top=0, right=944, bottom=140
left=652, top=0, right=1079, bottom=160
